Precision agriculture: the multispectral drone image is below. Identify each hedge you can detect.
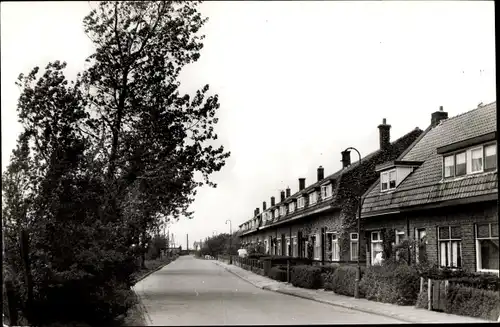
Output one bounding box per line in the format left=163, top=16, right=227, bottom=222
left=360, top=262, right=419, bottom=305
left=320, top=265, right=339, bottom=290
left=416, top=284, right=500, bottom=321
left=290, top=265, right=322, bottom=289
left=417, top=265, right=500, bottom=291
left=268, top=267, right=287, bottom=282
left=330, top=266, right=365, bottom=297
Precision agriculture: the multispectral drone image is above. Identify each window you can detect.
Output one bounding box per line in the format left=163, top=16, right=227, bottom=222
left=313, top=234, right=321, bottom=260
left=277, top=239, right=282, bottom=256
left=350, top=233, right=359, bottom=261
left=415, top=228, right=427, bottom=263
left=381, top=169, right=396, bottom=191
left=471, top=147, right=483, bottom=173
left=286, top=238, right=291, bottom=256
left=297, top=197, right=305, bottom=209
left=326, top=233, right=340, bottom=261
left=371, top=231, right=383, bottom=265
left=292, top=236, right=298, bottom=257
left=484, top=144, right=497, bottom=171
left=395, top=230, right=405, bottom=260
left=289, top=202, right=295, bottom=213
left=321, top=184, right=333, bottom=199
left=444, top=155, right=455, bottom=178
left=455, top=152, right=466, bottom=176
left=274, top=209, right=279, bottom=219
left=438, top=226, right=462, bottom=268
left=264, top=239, right=269, bottom=254
left=309, top=192, right=317, bottom=205
left=280, top=206, right=286, bottom=216
left=476, top=223, right=499, bottom=272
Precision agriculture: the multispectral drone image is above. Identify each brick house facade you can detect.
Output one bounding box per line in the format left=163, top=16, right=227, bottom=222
left=361, top=102, right=498, bottom=274
left=238, top=117, right=423, bottom=265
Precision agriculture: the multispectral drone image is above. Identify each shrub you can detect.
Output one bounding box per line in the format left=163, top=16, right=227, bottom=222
left=331, top=266, right=364, bottom=297
left=417, top=264, right=500, bottom=291
left=445, top=284, right=500, bottom=321
left=290, top=265, right=322, bottom=289
left=360, top=262, right=419, bottom=305
left=269, top=267, right=287, bottom=282
left=415, top=288, right=428, bottom=309
left=320, top=264, right=339, bottom=290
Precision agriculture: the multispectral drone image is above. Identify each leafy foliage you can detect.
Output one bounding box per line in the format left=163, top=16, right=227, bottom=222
left=268, top=267, right=287, bottom=282
left=2, top=1, right=229, bottom=325
left=330, top=265, right=365, bottom=297
left=290, top=265, right=322, bottom=289
left=201, top=233, right=239, bottom=257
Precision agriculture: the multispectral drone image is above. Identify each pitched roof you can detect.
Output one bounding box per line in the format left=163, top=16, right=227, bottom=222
left=254, top=127, right=423, bottom=230
left=362, top=102, right=498, bottom=216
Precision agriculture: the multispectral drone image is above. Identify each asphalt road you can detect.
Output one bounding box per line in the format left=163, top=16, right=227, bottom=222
left=133, top=256, right=403, bottom=325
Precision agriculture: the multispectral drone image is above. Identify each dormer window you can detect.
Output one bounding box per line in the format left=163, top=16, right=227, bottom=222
left=280, top=206, right=286, bottom=216
left=288, top=202, right=295, bottom=213
left=309, top=191, right=317, bottom=205
left=443, top=142, right=496, bottom=179
left=321, top=184, right=333, bottom=199
left=381, top=169, right=396, bottom=191
left=297, top=197, right=305, bottom=209
left=485, top=143, right=497, bottom=171
left=274, top=209, right=279, bottom=219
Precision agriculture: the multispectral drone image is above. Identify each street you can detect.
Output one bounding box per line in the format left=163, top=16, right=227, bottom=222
left=133, top=256, right=404, bottom=325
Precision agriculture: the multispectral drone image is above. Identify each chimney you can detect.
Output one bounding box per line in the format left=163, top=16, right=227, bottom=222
left=280, top=190, right=285, bottom=202
left=255, top=207, right=260, bottom=215
left=286, top=187, right=291, bottom=198
left=341, top=150, right=351, bottom=169
left=317, top=166, right=324, bottom=181
left=378, top=118, right=391, bottom=150
left=299, top=178, right=306, bottom=191
left=253, top=208, right=257, bottom=217
left=431, top=106, right=448, bottom=127
left=271, top=196, right=275, bottom=206
left=263, top=201, right=267, bottom=211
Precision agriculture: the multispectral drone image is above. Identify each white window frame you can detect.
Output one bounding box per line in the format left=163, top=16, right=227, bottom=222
left=484, top=143, right=497, bottom=172
left=288, top=202, right=295, bottom=213
left=264, top=239, right=269, bottom=254
left=280, top=206, right=286, bottom=216
left=475, top=223, right=499, bottom=274
left=286, top=237, right=291, bottom=256
left=321, top=184, right=332, bottom=200
left=309, top=191, right=317, bottom=205
left=470, top=146, right=484, bottom=174
left=350, top=232, right=359, bottom=261
left=313, top=233, right=321, bottom=260
left=274, top=209, right=279, bottom=219
left=438, top=226, right=462, bottom=268
left=380, top=169, right=396, bottom=191
left=297, top=197, right=305, bottom=209
left=291, top=236, right=298, bottom=257
left=326, top=232, right=340, bottom=261
left=277, top=239, right=282, bottom=256
left=371, top=231, right=383, bottom=265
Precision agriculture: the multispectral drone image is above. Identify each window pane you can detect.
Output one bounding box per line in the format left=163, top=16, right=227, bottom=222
left=451, top=226, right=461, bottom=239
left=492, top=223, right=498, bottom=237
left=471, top=148, right=483, bottom=172
left=440, top=242, right=447, bottom=266
left=477, top=224, right=490, bottom=238
left=389, top=171, right=396, bottom=181
left=439, top=226, right=450, bottom=239
left=381, top=182, right=388, bottom=190
left=451, top=241, right=459, bottom=267
left=444, top=155, right=455, bottom=177
left=455, top=152, right=466, bottom=176
left=480, top=239, right=499, bottom=270
left=351, top=242, right=358, bottom=260
left=381, top=172, right=388, bottom=183
left=485, top=144, right=497, bottom=171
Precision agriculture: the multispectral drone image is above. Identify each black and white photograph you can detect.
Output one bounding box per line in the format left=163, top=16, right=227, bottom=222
left=1, top=1, right=498, bottom=326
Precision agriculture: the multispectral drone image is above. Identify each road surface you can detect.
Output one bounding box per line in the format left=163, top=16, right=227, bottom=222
left=133, top=255, right=403, bottom=325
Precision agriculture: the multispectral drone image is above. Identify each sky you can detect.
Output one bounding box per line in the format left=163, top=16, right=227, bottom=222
left=1, top=1, right=496, bottom=249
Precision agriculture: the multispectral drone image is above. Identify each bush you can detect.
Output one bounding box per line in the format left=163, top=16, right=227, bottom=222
left=415, top=287, right=428, bottom=309
left=320, top=265, right=339, bottom=290
left=360, top=262, right=419, bottom=305
left=445, top=284, right=500, bottom=321
left=331, top=266, right=365, bottom=297
left=417, top=264, right=500, bottom=291
left=290, top=265, right=322, bottom=289
left=269, top=267, right=287, bottom=282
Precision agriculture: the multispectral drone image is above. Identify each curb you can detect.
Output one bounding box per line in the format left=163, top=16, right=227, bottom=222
left=213, top=261, right=411, bottom=322
left=214, top=261, right=493, bottom=324
left=132, top=257, right=177, bottom=285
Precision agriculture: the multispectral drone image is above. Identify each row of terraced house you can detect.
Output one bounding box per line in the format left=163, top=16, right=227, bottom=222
left=238, top=102, right=498, bottom=274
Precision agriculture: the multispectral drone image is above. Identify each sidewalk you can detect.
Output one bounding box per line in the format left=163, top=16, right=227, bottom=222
left=214, top=260, right=494, bottom=324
